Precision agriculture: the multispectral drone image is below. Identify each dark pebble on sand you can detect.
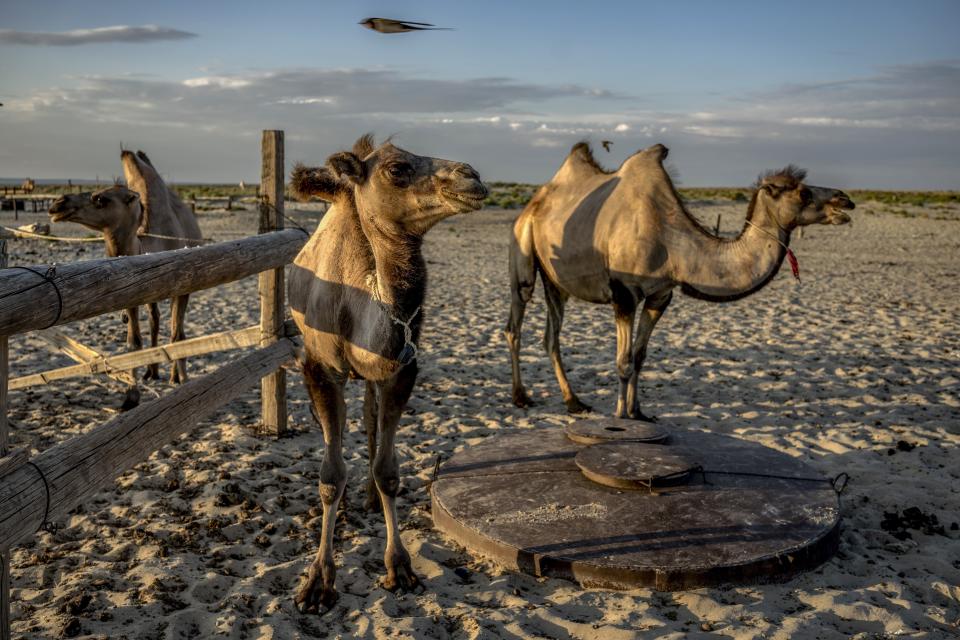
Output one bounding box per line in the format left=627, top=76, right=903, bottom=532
left=60, top=618, right=82, bottom=638
left=896, top=440, right=916, bottom=452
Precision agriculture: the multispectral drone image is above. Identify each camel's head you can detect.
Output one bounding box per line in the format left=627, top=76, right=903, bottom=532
left=293, top=134, right=487, bottom=236
left=754, top=166, right=855, bottom=229
left=49, top=186, right=141, bottom=232
left=121, top=149, right=164, bottom=199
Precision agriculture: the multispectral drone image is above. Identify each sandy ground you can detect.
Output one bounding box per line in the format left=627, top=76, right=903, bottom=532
left=2, top=197, right=959, bottom=639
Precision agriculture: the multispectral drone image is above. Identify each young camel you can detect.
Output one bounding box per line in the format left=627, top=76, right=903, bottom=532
left=48, top=186, right=159, bottom=394
left=506, top=142, right=855, bottom=420
left=287, top=134, right=487, bottom=613
left=121, top=149, right=203, bottom=383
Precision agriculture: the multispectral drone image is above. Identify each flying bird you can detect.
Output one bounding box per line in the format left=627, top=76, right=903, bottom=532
left=359, top=18, right=453, bottom=33
left=601, top=140, right=613, bottom=152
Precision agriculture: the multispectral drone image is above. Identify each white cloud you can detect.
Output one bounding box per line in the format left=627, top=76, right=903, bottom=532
left=0, top=25, right=197, bottom=46
left=183, top=76, right=252, bottom=89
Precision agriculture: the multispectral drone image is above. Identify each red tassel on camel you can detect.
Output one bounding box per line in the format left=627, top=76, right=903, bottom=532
left=786, top=248, right=800, bottom=283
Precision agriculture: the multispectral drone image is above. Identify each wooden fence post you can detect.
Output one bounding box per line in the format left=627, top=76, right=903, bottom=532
left=259, top=130, right=287, bottom=437
left=1, top=238, right=10, bottom=640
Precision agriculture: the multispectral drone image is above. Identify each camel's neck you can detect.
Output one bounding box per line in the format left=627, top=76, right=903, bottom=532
left=101, top=221, right=140, bottom=258
left=677, top=200, right=791, bottom=302
left=356, top=211, right=427, bottom=313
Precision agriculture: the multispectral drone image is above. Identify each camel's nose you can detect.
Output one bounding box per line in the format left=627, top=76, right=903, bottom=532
left=453, top=163, right=481, bottom=182
left=831, top=191, right=855, bottom=210
left=49, top=196, right=67, bottom=214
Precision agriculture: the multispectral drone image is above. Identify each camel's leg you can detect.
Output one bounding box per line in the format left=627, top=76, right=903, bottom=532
left=505, top=216, right=536, bottom=408
left=626, top=290, right=673, bottom=421
left=169, top=294, right=189, bottom=384
left=374, top=362, right=421, bottom=593
left=295, top=364, right=347, bottom=614
left=363, top=381, right=382, bottom=513
left=144, top=302, right=160, bottom=380
left=612, top=301, right=637, bottom=419
left=121, top=306, right=143, bottom=410
left=542, top=278, right=590, bottom=414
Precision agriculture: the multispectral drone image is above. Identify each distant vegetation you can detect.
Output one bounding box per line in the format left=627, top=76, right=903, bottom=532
left=20, top=182, right=960, bottom=211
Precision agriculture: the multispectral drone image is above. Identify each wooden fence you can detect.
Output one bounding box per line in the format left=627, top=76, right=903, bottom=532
left=0, top=131, right=308, bottom=638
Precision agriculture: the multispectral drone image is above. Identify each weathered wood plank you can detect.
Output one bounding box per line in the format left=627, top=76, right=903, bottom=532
left=9, top=320, right=299, bottom=390
left=0, top=338, right=297, bottom=551
left=259, top=130, right=287, bottom=437
left=0, top=450, right=26, bottom=479
left=0, top=238, right=9, bottom=640
left=36, top=328, right=101, bottom=364
left=0, top=229, right=307, bottom=337
left=34, top=328, right=135, bottom=387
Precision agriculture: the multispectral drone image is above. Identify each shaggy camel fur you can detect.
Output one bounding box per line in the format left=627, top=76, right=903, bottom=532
left=121, top=149, right=203, bottom=383
left=288, top=135, right=487, bottom=612
left=506, top=142, right=855, bottom=420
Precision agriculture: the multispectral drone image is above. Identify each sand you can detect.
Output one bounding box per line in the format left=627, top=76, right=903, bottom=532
left=2, top=197, right=958, bottom=639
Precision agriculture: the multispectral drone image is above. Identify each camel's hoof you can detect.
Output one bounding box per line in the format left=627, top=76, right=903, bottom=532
left=119, top=386, right=141, bottom=412
left=565, top=397, right=592, bottom=414
left=512, top=389, right=534, bottom=409
left=628, top=408, right=658, bottom=423
left=295, top=579, right=338, bottom=615
left=382, top=562, right=423, bottom=594
left=143, top=364, right=160, bottom=381
left=170, top=366, right=187, bottom=385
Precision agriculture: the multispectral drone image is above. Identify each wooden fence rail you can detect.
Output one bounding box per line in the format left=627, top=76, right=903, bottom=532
left=9, top=320, right=298, bottom=390
left=0, top=228, right=307, bottom=337
left=0, top=130, right=307, bottom=637
left=0, top=338, right=297, bottom=550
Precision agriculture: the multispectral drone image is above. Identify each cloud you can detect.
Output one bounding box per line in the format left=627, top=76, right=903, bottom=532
left=2, top=62, right=958, bottom=188
left=0, top=25, right=197, bottom=46
left=6, top=68, right=621, bottom=124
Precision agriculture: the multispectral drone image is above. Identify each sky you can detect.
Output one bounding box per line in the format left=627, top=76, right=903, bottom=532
left=1, top=0, right=958, bottom=188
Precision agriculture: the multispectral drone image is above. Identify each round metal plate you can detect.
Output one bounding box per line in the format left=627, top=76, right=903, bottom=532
left=565, top=417, right=668, bottom=445
left=576, top=442, right=699, bottom=490
left=431, top=428, right=841, bottom=590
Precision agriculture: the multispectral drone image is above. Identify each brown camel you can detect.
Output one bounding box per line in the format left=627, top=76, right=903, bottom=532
left=48, top=185, right=160, bottom=393
left=287, top=134, right=487, bottom=613
left=121, top=149, right=203, bottom=383
left=506, top=142, right=855, bottom=420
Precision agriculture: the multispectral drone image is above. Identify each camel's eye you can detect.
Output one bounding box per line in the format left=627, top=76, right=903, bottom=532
left=386, top=163, right=412, bottom=181
left=92, top=195, right=105, bottom=208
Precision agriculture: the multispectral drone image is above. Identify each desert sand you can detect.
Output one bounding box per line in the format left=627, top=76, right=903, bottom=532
left=2, top=197, right=958, bottom=639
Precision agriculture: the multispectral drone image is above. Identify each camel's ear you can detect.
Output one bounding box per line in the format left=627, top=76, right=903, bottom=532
left=327, top=152, right=366, bottom=185
left=122, top=191, right=140, bottom=206
left=136, top=151, right=154, bottom=168
left=290, top=163, right=341, bottom=202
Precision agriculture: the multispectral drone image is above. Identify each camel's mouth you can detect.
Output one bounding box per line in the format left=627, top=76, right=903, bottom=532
left=48, top=203, right=78, bottom=222
left=441, top=188, right=486, bottom=211
left=825, top=207, right=852, bottom=225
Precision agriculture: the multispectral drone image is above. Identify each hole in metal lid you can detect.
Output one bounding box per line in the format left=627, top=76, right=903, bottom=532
left=604, top=426, right=626, bottom=432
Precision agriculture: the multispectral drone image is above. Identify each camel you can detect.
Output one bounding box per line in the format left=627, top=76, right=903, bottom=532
left=48, top=149, right=202, bottom=384
left=506, top=142, right=854, bottom=420
left=48, top=185, right=158, bottom=395
left=121, top=149, right=203, bottom=383
left=287, top=134, right=487, bottom=613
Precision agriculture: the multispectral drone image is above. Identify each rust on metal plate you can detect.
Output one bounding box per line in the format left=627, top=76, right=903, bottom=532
left=431, top=425, right=841, bottom=590
left=575, top=441, right=700, bottom=490
left=565, top=417, right=668, bottom=445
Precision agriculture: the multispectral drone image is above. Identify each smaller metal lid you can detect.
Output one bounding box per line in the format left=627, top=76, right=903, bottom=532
left=566, top=417, right=669, bottom=445
left=575, top=442, right=700, bottom=491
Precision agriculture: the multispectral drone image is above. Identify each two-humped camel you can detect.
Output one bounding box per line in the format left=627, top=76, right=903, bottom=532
left=506, top=142, right=854, bottom=420
left=287, top=135, right=487, bottom=612
left=48, top=150, right=202, bottom=384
